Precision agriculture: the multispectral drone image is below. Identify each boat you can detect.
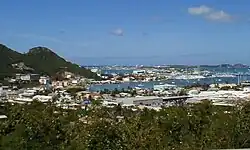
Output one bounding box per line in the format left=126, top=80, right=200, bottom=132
left=211, top=73, right=236, bottom=78
left=241, top=81, right=250, bottom=86
left=135, top=87, right=142, bottom=90
left=175, top=75, right=205, bottom=80
left=153, top=83, right=176, bottom=91
left=137, top=84, right=144, bottom=87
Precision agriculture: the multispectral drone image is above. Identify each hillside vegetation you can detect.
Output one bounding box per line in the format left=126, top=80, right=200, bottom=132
left=1, top=101, right=250, bottom=149
left=0, top=44, right=100, bottom=80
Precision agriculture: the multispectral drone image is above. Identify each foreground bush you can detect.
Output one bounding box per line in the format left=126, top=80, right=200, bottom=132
left=0, top=100, right=250, bottom=150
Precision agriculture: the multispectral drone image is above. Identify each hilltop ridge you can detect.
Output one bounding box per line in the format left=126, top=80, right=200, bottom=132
left=0, top=44, right=100, bottom=80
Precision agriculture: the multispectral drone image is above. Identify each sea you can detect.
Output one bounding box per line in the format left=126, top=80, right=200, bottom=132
left=88, top=67, right=250, bottom=92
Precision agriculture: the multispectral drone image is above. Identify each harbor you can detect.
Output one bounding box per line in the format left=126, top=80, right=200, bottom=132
left=88, top=66, right=250, bottom=92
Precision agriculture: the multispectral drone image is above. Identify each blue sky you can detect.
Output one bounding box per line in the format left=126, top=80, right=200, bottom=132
left=1, top=0, right=250, bottom=65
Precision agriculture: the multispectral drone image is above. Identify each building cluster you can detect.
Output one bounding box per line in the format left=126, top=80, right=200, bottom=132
left=99, top=83, right=250, bottom=111
left=1, top=68, right=250, bottom=113
left=90, top=66, right=248, bottom=85
left=0, top=72, right=94, bottom=109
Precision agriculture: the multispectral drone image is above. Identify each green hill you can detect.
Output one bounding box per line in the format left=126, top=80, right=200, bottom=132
left=0, top=44, right=23, bottom=78
left=0, top=44, right=100, bottom=80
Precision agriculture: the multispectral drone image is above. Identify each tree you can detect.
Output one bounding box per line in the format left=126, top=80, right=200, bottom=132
left=2, top=100, right=250, bottom=149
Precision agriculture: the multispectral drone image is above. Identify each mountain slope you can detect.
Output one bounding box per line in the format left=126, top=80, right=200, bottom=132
left=0, top=44, right=23, bottom=75
left=0, top=44, right=100, bottom=80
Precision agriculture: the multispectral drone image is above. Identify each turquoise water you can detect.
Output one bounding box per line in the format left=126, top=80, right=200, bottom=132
left=89, top=67, right=250, bottom=92
left=88, top=76, right=250, bottom=92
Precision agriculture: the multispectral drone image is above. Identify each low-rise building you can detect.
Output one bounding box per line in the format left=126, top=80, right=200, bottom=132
left=33, top=95, right=53, bottom=103
left=122, top=77, right=131, bottom=82
left=117, top=96, right=163, bottom=106
left=16, top=74, right=40, bottom=81
left=39, top=76, right=50, bottom=85
left=133, top=70, right=145, bottom=74
left=10, top=97, right=33, bottom=104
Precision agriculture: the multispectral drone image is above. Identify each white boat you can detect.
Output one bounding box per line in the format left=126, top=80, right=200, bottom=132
left=137, top=84, right=144, bottom=87
left=175, top=75, right=205, bottom=80
left=135, top=87, right=142, bottom=90
left=211, top=74, right=236, bottom=78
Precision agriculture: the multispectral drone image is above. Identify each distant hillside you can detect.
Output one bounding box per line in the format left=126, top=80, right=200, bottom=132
left=0, top=44, right=100, bottom=80
left=200, top=64, right=249, bottom=69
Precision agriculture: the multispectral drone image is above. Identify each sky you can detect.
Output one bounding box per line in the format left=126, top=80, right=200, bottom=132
left=1, top=0, right=250, bottom=66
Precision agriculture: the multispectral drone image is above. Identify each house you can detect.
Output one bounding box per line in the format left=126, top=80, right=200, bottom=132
left=122, top=77, right=131, bottom=82
left=20, top=74, right=31, bottom=81
left=62, top=71, right=74, bottom=79
left=0, top=115, right=7, bottom=119
left=71, top=80, right=78, bottom=85
left=39, top=76, right=50, bottom=85
left=16, top=74, right=40, bottom=81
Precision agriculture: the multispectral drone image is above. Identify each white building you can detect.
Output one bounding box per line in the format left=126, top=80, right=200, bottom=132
left=39, top=76, right=50, bottom=85
left=20, top=74, right=31, bottom=81
left=10, top=97, right=33, bottom=104
left=16, top=74, right=40, bottom=81
left=153, top=84, right=176, bottom=91
left=91, top=68, right=99, bottom=73
left=33, top=95, right=53, bottom=103
left=122, top=77, right=131, bottom=82
left=0, top=87, right=3, bottom=97
left=188, top=90, right=250, bottom=102
left=66, top=74, right=72, bottom=79
left=188, top=89, right=200, bottom=95
left=71, top=80, right=78, bottom=84
left=133, top=70, right=145, bottom=74
left=20, top=89, right=37, bottom=97
left=102, top=100, right=118, bottom=108
left=0, top=115, right=7, bottom=119
left=243, top=86, right=250, bottom=92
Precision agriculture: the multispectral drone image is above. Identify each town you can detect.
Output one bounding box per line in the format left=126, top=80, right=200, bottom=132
left=1, top=64, right=250, bottom=116
left=2, top=1, right=250, bottom=149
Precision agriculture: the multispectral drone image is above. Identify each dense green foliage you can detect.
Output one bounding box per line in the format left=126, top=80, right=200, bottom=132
left=0, top=44, right=23, bottom=78
left=1, top=101, right=250, bottom=149
left=0, top=44, right=100, bottom=80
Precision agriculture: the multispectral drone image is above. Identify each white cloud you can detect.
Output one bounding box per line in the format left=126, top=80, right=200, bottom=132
left=188, top=5, right=212, bottom=15
left=206, top=10, right=232, bottom=22
left=188, top=5, right=233, bottom=22
left=110, top=28, right=124, bottom=36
